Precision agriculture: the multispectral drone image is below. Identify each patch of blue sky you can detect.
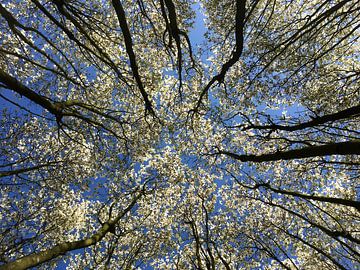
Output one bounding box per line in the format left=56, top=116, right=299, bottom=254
left=189, top=2, right=207, bottom=48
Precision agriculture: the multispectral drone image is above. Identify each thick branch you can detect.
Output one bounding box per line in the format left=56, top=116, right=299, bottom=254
left=0, top=70, right=61, bottom=117
left=0, top=193, right=141, bottom=270
left=163, top=0, right=183, bottom=90
left=111, top=0, right=154, bottom=114
left=217, top=0, right=246, bottom=79
left=234, top=104, right=360, bottom=131
left=194, top=0, right=246, bottom=111
left=220, top=141, right=360, bottom=162
left=163, top=0, right=181, bottom=42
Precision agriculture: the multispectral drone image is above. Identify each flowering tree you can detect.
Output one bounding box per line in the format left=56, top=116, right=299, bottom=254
left=0, top=0, right=359, bottom=269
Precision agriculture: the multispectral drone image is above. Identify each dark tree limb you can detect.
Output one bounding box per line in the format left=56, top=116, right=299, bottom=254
left=184, top=216, right=204, bottom=270
left=200, top=199, right=215, bottom=270
left=212, top=244, right=231, bottom=270
left=0, top=70, right=62, bottom=118
left=0, top=71, right=127, bottom=140
left=0, top=71, right=83, bottom=122
left=219, top=141, right=360, bottom=162
left=0, top=163, right=59, bottom=178
left=111, top=0, right=154, bottom=115
left=163, top=0, right=183, bottom=94
left=227, top=104, right=360, bottom=132
left=194, top=0, right=246, bottom=112
left=251, top=183, right=360, bottom=211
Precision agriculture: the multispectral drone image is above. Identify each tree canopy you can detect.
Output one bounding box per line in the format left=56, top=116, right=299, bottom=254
left=0, top=0, right=359, bottom=269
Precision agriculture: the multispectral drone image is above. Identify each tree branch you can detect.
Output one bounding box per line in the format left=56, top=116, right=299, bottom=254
left=0, top=163, right=59, bottom=178
left=230, top=104, right=360, bottom=131
left=163, top=0, right=183, bottom=94
left=0, top=70, right=61, bottom=118
left=111, top=0, right=154, bottom=115
left=219, top=141, right=360, bottom=162
left=0, top=192, right=142, bottom=270
left=252, top=183, right=360, bottom=211
left=194, top=0, right=246, bottom=111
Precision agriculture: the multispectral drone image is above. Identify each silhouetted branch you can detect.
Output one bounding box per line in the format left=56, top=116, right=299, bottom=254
left=227, top=104, right=360, bottom=131
left=111, top=0, right=154, bottom=115
left=219, top=141, right=360, bottom=162
left=194, top=0, right=246, bottom=112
